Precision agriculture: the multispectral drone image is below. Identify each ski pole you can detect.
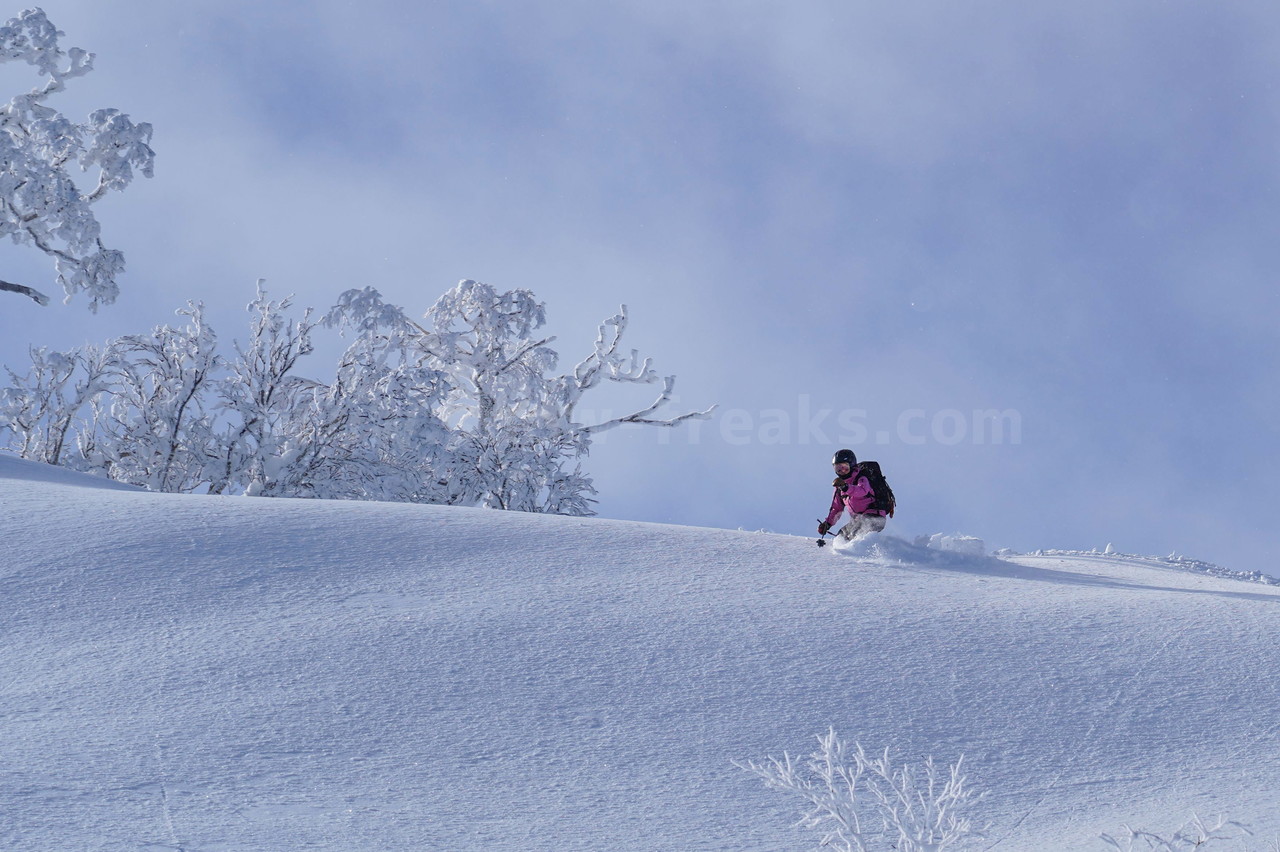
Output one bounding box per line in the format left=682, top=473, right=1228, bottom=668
left=816, top=520, right=835, bottom=547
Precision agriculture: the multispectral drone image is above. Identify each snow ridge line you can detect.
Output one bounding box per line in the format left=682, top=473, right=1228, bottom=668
left=1002, top=548, right=1279, bottom=586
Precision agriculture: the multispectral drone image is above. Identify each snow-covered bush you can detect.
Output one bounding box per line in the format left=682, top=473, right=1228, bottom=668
left=1101, top=814, right=1252, bottom=851
left=737, top=728, right=987, bottom=852
left=0, top=8, right=154, bottom=309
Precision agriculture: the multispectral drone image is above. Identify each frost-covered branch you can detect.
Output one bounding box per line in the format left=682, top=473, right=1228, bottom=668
left=582, top=373, right=717, bottom=434
left=571, top=306, right=657, bottom=391
left=565, top=305, right=716, bottom=433
left=496, top=335, right=557, bottom=377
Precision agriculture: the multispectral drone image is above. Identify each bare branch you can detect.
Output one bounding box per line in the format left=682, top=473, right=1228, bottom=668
left=0, top=278, right=50, bottom=305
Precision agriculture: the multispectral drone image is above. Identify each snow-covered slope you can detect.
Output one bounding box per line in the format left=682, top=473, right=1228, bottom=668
left=0, top=453, right=142, bottom=491
left=3, top=454, right=1279, bottom=851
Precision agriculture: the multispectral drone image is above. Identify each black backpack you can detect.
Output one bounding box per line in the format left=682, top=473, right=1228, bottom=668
left=855, top=461, right=896, bottom=517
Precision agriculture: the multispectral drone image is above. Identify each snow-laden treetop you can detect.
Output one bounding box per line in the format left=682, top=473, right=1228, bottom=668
left=0, top=7, right=155, bottom=310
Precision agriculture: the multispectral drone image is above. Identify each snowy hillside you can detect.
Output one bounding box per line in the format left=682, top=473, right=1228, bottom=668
left=3, top=454, right=1279, bottom=851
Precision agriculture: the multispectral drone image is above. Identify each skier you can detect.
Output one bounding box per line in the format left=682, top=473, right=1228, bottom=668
left=818, top=449, right=888, bottom=543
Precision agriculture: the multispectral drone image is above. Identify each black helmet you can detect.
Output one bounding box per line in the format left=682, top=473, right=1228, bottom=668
left=832, top=448, right=857, bottom=467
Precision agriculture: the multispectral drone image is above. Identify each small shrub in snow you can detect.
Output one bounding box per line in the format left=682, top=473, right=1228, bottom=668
left=1101, top=814, right=1252, bottom=851
left=737, top=728, right=987, bottom=852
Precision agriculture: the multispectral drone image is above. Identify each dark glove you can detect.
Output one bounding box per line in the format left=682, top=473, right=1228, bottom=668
left=833, top=477, right=847, bottom=490
left=818, top=521, right=832, bottom=536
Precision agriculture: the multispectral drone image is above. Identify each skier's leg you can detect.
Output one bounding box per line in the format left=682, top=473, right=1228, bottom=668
left=840, top=514, right=886, bottom=542
left=838, top=517, right=866, bottom=541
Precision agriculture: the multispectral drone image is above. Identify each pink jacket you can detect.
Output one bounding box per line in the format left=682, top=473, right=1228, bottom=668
left=825, top=472, right=884, bottom=527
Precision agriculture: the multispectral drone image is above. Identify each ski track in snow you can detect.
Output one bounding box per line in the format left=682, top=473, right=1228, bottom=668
left=3, top=454, right=1280, bottom=851
left=153, top=736, right=184, bottom=852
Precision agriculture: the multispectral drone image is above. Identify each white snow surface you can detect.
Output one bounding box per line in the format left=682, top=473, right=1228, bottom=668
left=3, top=454, right=1280, bottom=851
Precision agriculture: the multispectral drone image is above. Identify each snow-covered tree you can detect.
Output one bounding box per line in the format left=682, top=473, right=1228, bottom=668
left=415, top=279, right=574, bottom=512
left=217, top=286, right=322, bottom=496
left=737, top=729, right=987, bottom=852
left=2, top=279, right=714, bottom=514
left=0, top=341, right=111, bottom=464
left=215, top=285, right=452, bottom=501
left=413, top=278, right=714, bottom=515
left=0, top=7, right=155, bottom=309
left=305, top=286, right=451, bottom=503
left=81, top=303, right=220, bottom=492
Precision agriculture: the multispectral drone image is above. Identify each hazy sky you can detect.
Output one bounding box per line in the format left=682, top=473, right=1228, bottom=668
left=2, top=1, right=1277, bottom=574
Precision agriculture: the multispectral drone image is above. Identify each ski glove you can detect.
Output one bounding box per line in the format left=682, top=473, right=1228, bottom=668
left=832, top=476, right=847, bottom=490
left=818, top=521, right=832, bottom=536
